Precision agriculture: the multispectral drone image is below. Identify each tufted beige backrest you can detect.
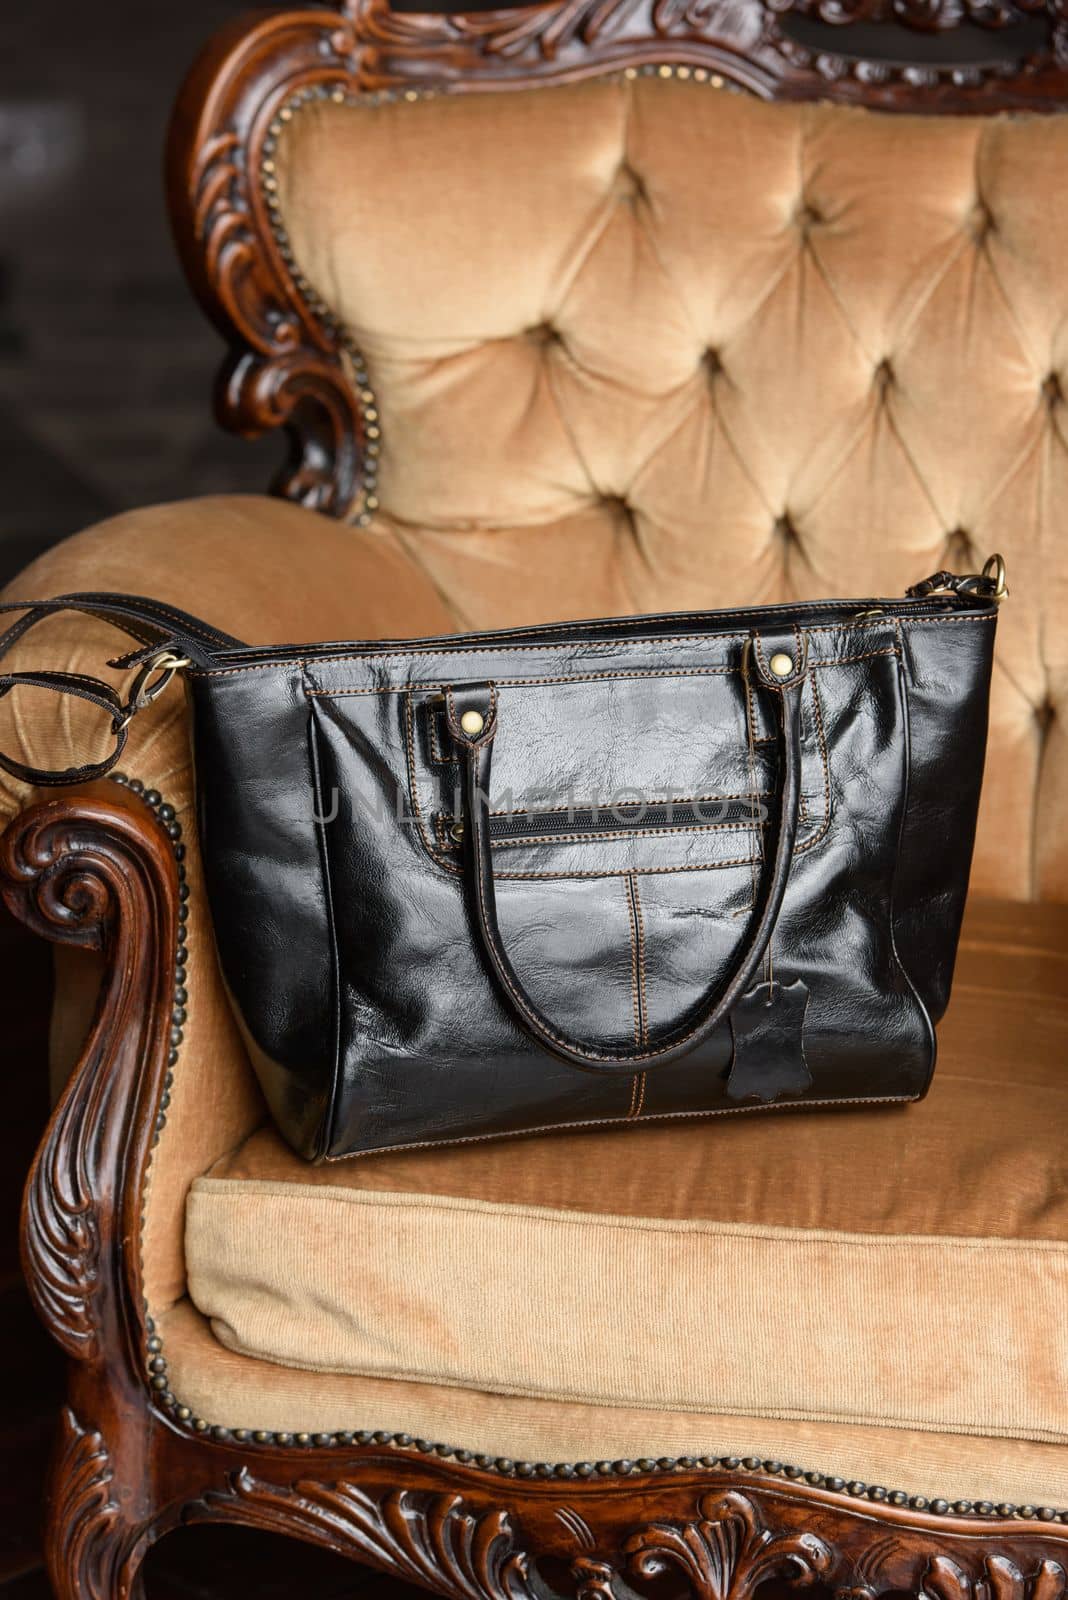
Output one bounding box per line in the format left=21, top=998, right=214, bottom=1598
left=274, top=75, right=1068, bottom=902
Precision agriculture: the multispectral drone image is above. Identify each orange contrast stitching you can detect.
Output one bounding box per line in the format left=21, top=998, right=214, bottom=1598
left=624, top=876, right=641, bottom=1079
left=325, top=1090, right=919, bottom=1161
left=631, top=874, right=648, bottom=1115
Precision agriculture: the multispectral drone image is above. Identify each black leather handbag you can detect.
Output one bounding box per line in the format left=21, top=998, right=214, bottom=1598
left=0, top=559, right=1004, bottom=1161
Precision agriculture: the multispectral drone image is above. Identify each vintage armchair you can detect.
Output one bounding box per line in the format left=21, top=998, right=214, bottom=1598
left=3, top=0, right=1068, bottom=1595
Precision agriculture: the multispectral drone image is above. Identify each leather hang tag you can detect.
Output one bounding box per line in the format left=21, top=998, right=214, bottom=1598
left=726, top=978, right=812, bottom=1103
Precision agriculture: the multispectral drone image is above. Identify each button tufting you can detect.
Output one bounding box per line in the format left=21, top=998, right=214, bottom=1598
left=873, top=358, right=894, bottom=396
left=773, top=513, right=798, bottom=545
left=1043, top=372, right=1063, bottom=409
left=968, top=201, right=994, bottom=242
left=945, top=528, right=975, bottom=567
left=614, top=162, right=646, bottom=204
left=795, top=200, right=823, bottom=231
left=704, top=348, right=723, bottom=379
left=526, top=322, right=561, bottom=348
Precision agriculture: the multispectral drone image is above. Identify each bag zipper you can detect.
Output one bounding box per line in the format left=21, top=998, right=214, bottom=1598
left=206, top=562, right=1006, bottom=671
left=444, top=796, right=767, bottom=846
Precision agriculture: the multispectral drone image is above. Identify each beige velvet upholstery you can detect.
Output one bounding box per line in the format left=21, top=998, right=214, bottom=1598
left=1, top=81, right=1066, bottom=1508
left=276, top=79, right=1068, bottom=902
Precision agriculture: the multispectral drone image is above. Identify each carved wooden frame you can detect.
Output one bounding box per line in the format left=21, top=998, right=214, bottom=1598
left=166, top=0, right=1068, bottom=521
left=6, top=782, right=1068, bottom=1599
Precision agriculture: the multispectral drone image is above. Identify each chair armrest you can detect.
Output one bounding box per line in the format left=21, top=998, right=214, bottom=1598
left=1, top=784, right=178, bottom=1374
left=0, top=493, right=459, bottom=1323
left=0, top=492, right=458, bottom=826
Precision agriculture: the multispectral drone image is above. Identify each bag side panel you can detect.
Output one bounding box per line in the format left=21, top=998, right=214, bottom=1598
left=190, top=666, right=337, bottom=1161
left=307, top=688, right=640, bottom=1156
left=894, top=612, right=998, bottom=1024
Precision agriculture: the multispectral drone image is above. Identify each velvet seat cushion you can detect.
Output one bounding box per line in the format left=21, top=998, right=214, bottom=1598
left=185, top=897, right=1068, bottom=1500
left=157, top=1295, right=1068, bottom=1508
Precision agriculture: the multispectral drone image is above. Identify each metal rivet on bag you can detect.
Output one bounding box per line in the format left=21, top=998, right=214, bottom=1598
left=460, top=710, right=484, bottom=737
left=769, top=652, right=794, bottom=678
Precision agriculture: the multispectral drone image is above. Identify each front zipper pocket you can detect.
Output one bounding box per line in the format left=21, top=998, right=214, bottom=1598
left=438, top=796, right=769, bottom=850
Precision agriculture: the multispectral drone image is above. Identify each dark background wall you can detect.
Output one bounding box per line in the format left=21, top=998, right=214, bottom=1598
left=0, top=2, right=286, bottom=590
left=0, top=10, right=311, bottom=1591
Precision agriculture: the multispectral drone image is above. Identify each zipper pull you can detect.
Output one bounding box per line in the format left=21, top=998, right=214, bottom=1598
left=906, top=553, right=1008, bottom=606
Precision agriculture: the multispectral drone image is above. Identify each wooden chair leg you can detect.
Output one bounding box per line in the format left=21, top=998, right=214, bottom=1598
left=45, top=1405, right=152, bottom=1600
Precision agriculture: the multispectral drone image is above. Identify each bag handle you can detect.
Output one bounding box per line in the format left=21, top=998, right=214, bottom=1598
left=444, top=632, right=807, bottom=1075
left=0, top=592, right=243, bottom=788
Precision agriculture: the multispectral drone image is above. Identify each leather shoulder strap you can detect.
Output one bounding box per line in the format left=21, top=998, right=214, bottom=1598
left=0, top=593, right=243, bottom=788
left=0, top=592, right=242, bottom=669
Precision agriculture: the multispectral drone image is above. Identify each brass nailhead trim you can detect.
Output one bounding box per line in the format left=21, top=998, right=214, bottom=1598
left=258, top=85, right=389, bottom=529
left=109, top=771, right=193, bottom=1423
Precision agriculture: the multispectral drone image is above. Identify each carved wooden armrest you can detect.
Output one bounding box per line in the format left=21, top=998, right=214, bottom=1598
left=2, top=785, right=178, bottom=1373
left=1, top=785, right=181, bottom=1597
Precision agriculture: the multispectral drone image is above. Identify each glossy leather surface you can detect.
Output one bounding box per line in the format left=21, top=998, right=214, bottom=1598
left=180, top=590, right=997, bottom=1161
